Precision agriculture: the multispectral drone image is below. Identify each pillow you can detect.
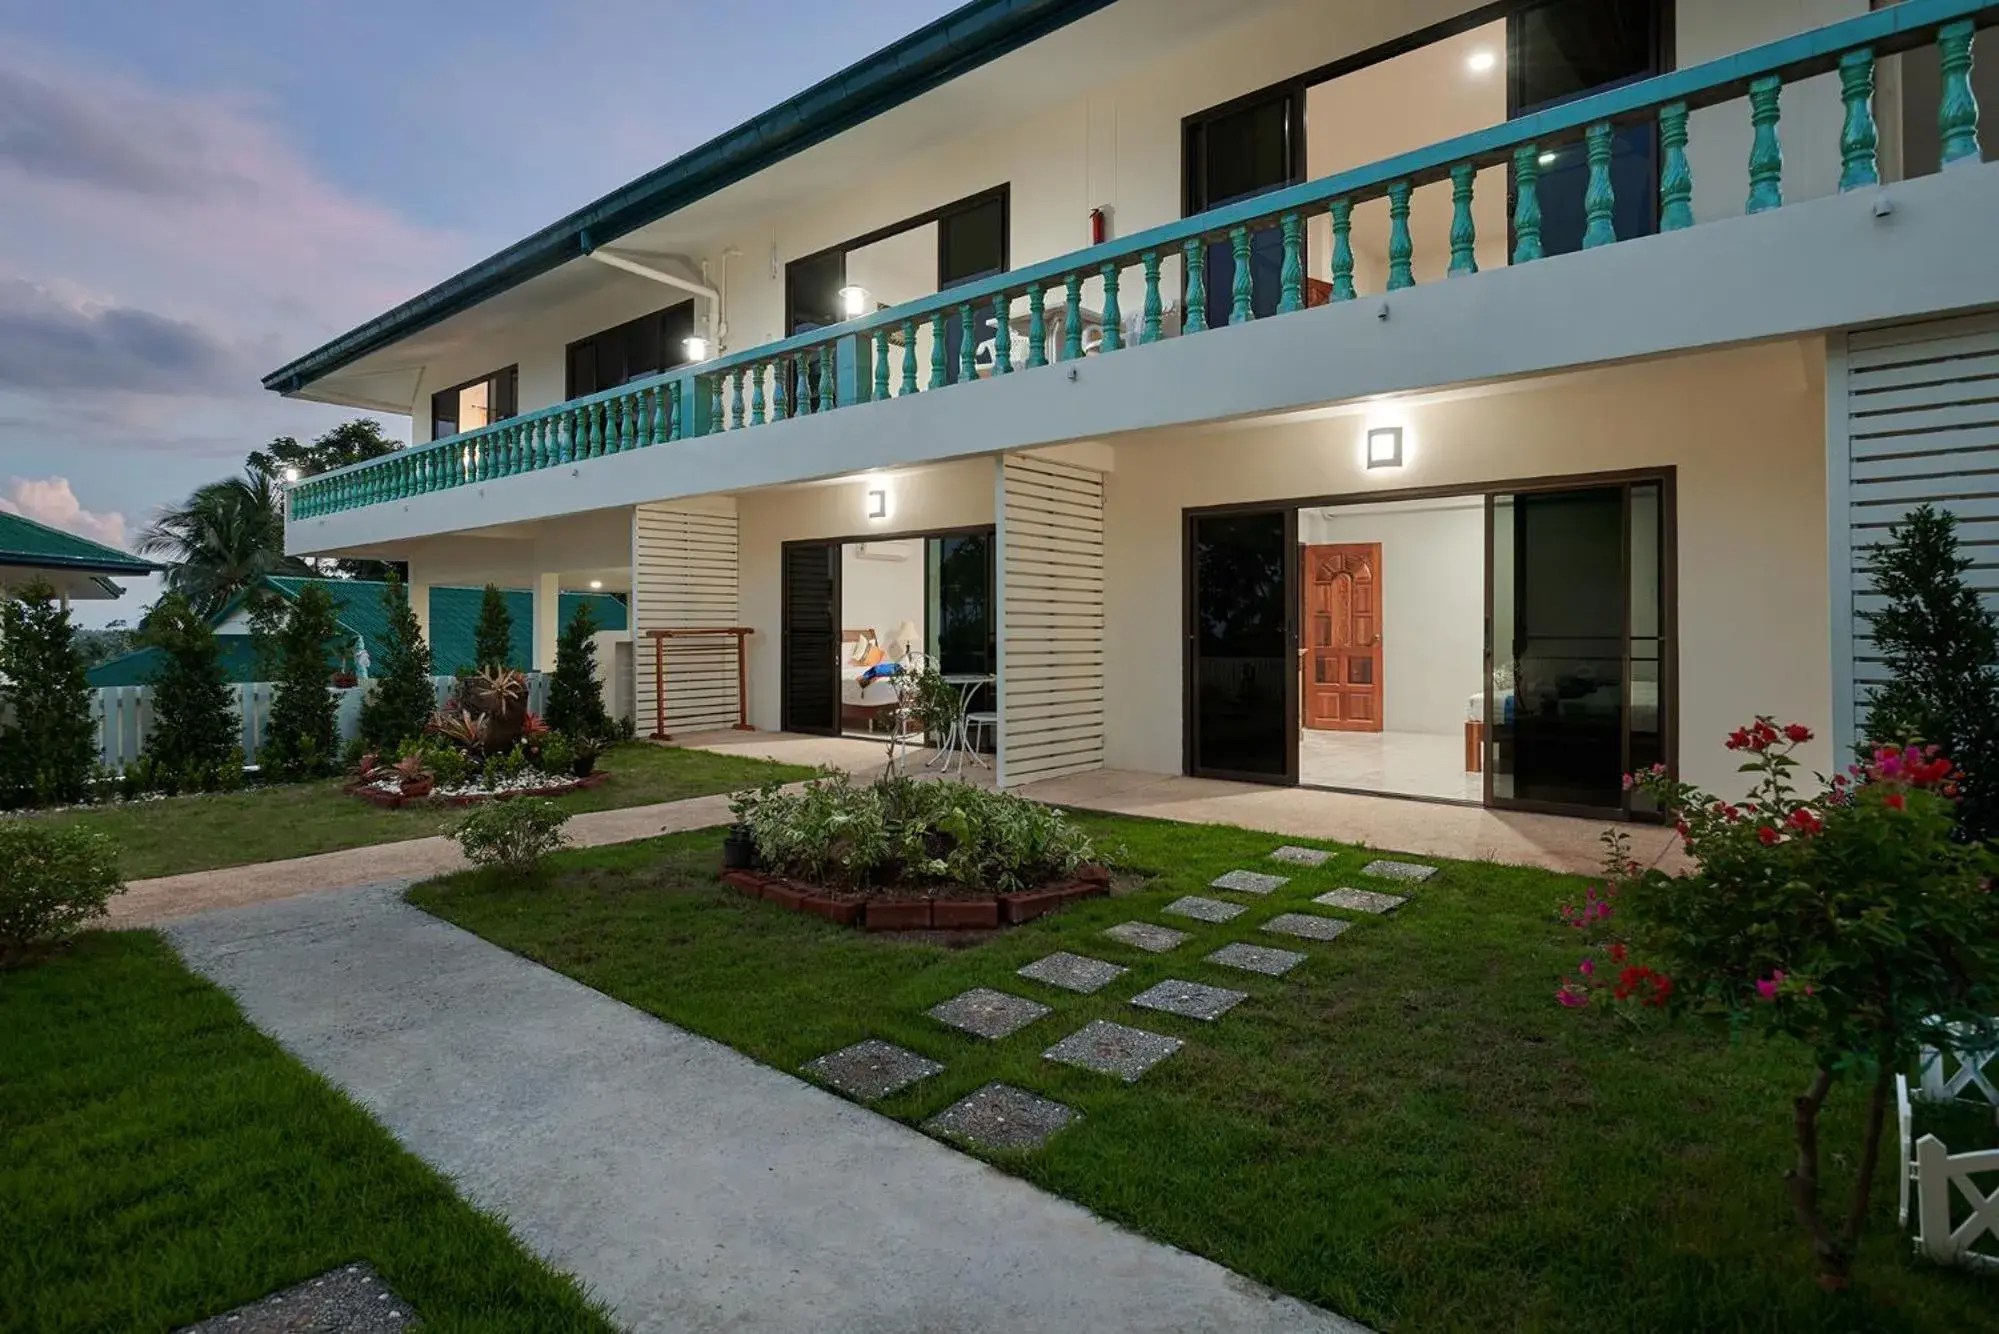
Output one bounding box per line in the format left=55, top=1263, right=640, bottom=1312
left=859, top=644, right=887, bottom=668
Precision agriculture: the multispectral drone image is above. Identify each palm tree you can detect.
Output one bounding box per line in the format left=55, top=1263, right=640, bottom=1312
left=137, top=467, right=311, bottom=619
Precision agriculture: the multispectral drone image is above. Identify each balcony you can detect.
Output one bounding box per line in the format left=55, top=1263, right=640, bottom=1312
left=288, top=0, right=1996, bottom=532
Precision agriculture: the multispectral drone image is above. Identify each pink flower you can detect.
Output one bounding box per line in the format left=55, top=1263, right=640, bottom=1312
left=1556, top=987, right=1589, bottom=1009
left=1579, top=958, right=1595, bottom=976
left=1755, top=970, right=1786, bottom=1001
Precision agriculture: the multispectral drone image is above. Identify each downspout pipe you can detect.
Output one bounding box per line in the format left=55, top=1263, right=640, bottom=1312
left=584, top=247, right=721, bottom=304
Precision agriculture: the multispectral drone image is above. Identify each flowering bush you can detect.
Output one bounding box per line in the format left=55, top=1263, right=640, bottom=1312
left=1557, top=720, right=1999, bottom=1286
left=0, top=823, right=125, bottom=963
left=449, top=798, right=570, bottom=876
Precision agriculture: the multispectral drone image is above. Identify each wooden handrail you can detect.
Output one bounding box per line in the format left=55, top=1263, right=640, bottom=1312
left=645, top=627, right=756, bottom=741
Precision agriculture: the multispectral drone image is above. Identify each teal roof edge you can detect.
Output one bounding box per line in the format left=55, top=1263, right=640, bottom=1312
left=261, top=0, right=1115, bottom=397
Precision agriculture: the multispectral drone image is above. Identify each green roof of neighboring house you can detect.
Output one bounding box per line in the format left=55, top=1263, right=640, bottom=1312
left=261, top=0, right=1113, bottom=396
left=0, top=511, right=157, bottom=574
left=84, top=578, right=628, bottom=687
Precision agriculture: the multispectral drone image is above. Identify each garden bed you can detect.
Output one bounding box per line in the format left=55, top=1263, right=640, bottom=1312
left=720, top=863, right=1110, bottom=931
left=348, top=769, right=609, bottom=809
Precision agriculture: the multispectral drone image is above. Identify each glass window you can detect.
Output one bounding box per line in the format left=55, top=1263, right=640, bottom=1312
left=928, top=532, right=994, bottom=676
left=1190, top=510, right=1293, bottom=780
left=565, top=302, right=695, bottom=399
left=430, top=365, right=517, bottom=442
left=1185, top=91, right=1299, bottom=211
left=1512, top=0, right=1662, bottom=112
left=939, top=195, right=1006, bottom=287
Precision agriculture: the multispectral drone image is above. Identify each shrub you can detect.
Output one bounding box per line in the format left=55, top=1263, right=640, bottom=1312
left=259, top=584, right=345, bottom=780
left=1860, top=503, right=1999, bottom=841
left=0, top=580, right=97, bottom=808
left=544, top=602, right=610, bottom=738
left=473, top=583, right=515, bottom=672
left=449, top=798, right=570, bottom=875
left=536, top=732, right=575, bottom=778
left=487, top=743, right=530, bottom=783
left=425, top=744, right=471, bottom=788
left=0, top=823, right=124, bottom=962
left=358, top=572, right=435, bottom=751
left=140, top=593, right=239, bottom=782
left=1558, top=721, right=1999, bottom=1288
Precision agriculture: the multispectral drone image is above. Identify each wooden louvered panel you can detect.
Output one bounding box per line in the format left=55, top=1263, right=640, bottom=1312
left=633, top=503, right=742, bottom=734
left=997, top=455, right=1105, bottom=787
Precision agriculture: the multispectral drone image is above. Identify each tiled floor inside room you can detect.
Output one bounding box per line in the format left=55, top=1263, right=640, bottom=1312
left=1298, top=728, right=1482, bottom=803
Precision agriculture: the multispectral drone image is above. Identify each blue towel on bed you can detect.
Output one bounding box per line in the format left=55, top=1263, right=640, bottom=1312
left=860, top=663, right=903, bottom=686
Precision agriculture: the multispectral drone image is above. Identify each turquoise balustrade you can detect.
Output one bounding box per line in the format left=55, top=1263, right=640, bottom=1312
left=289, top=0, right=1993, bottom=522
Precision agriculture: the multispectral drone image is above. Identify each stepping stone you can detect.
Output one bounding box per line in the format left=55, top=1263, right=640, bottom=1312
left=1018, top=951, right=1127, bottom=995
left=800, top=1038, right=943, bottom=1101
left=1209, top=869, right=1289, bottom=895
left=1130, top=978, right=1249, bottom=1022
left=927, top=987, right=1052, bottom=1040
left=923, top=1082, right=1077, bottom=1151
left=1263, top=912, right=1351, bottom=942
left=1102, top=921, right=1190, bottom=953
left=1161, top=895, right=1247, bottom=924
left=1044, top=1019, right=1184, bottom=1082
left=1270, top=845, right=1332, bottom=867
left=178, top=1262, right=416, bottom=1333
left=1362, top=858, right=1437, bottom=883
left=1314, top=887, right=1407, bottom=915
left=1206, top=942, right=1307, bottom=977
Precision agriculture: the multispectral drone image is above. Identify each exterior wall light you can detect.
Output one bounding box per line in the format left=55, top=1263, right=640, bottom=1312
left=282, top=467, right=300, bottom=484
left=1366, top=426, right=1404, bottom=469
left=839, top=285, right=872, bottom=319
left=866, top=488, right=889, bottom=520
left=588, top=579, right=604, bottom=590
left=683, top=335, right=712, bottom=362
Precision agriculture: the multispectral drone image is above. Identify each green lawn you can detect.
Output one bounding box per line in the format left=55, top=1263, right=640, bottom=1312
left=409, top=816, right=1997, bottom=1334
left=16, top=744, right=814, bottom=880
left=0, top=932, right=615, bottom=1333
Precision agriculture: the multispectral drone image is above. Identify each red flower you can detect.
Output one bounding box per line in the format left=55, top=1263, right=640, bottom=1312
left=1785, top=806, right=1823, bottom=836
left=1609, top=943, right=1629, bottom=963
left=1757, top=826, right=1781, bottom=846
left=1726, top=728, right=1752, bottom=751
left=1783, top=723, right=1813, bottom=744
left=1885, top=793, right=1906, bottom=812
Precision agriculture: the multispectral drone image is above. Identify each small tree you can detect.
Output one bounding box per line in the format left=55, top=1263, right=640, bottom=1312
left=359, top=572, right=435, bottom=751
left=544, top=601, right=610, bottom=737
left=259, top=583, right=344, bottom=779
left=473, top=584, right=515, bottom=673
left=141, top=592, right=238, bottom=782
left=1860, top=503, right=1999, bottom=840
left=0, top=581, right=97, bottom=808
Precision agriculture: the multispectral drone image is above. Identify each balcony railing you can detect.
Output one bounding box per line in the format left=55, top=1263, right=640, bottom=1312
left=288, top=0, right=1994, bottom=523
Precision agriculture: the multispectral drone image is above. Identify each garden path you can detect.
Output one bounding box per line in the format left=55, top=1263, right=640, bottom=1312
left=167, top=883, right=1362, bottom=1334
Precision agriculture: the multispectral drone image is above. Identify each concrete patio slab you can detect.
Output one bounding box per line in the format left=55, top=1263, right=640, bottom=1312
left=1102, top=921, right=1191, bottom=953
left=1044, top=1020, right=1184, bottom=1083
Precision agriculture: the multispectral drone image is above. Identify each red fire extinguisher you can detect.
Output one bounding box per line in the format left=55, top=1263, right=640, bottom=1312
left=1089, top=207, right=1107, bottom=245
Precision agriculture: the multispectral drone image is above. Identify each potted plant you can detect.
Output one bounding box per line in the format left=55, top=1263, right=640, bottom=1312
left=723, top=784, right=771, bottom=870
left=568, top=733, right=602, bottom=778
left=393, top=752, right=434, bottom=799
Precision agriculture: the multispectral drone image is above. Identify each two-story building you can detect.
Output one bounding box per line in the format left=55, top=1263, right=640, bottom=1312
left=269, top=0, right=1999, bottom=820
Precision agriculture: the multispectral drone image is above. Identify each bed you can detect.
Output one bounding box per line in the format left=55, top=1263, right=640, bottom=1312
left=840, top=628, right=905, bottom=731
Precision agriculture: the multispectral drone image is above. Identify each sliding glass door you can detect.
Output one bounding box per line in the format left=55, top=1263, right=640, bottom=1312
left=1486, top=479, right=1669, bottom=816
left=1186, top=509, right=1297, bottom=782
left=781, top=541, right=841, bottom=736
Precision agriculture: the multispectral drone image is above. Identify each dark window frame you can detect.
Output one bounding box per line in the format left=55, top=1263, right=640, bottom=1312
left=563, top=300, right=696, bottom=401
left=783, top=184, right=1011, bottom=338
left=430, top=364, right=518, bottom=442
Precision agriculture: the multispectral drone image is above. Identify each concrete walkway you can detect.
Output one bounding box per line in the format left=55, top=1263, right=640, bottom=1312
left=168, top=884, right=1359, bottom=1334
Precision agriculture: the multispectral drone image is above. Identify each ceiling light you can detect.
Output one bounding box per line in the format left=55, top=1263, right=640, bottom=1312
left=588, top=579, right=604, bottom=590
left=1466, top=50, right=1496, bottom=74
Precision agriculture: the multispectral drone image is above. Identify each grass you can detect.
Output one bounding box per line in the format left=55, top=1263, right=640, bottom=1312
left=409, top=815, right=1998, bottom=1334
left=14, top=743, right=814, bottom=880
left=0, top=931, right=615, bottom=1333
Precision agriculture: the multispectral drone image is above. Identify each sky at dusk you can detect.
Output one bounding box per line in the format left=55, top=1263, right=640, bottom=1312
left=0, top=0, right=958, bottom=623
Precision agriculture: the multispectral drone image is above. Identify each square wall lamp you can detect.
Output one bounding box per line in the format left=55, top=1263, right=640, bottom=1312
left=1366, top=426, right=1404, bottom=469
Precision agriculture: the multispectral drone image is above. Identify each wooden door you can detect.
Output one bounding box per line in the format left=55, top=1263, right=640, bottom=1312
left=1302, top=543, right=1382, bottom=731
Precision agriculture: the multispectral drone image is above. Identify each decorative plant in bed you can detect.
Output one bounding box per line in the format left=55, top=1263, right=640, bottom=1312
left=348, top=668, right=608, bottom=808
left=723, top=772, right=1109, bottom=930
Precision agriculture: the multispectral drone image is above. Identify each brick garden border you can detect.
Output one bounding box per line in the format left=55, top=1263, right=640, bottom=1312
left=721, top=863, right=1110, bottom=932
left=345, top=769, right=611, bottom=810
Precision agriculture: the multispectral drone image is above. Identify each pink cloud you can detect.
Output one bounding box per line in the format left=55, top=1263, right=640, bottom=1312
left=0, top=476, right=130, bottom=549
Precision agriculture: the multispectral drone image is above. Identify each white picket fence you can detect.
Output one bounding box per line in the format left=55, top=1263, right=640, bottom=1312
left=1899, top=1023, right=1999, bottom=1274
left=83, top=674, right=548, bottom=769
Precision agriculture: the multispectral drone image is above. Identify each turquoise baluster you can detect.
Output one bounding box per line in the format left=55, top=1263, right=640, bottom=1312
left=1183, top=239, right=1208, bottom=332
left=929, top=312, right=947, bottom=389
left=1229, top=225, right=1253, bottom=324
left=1512, top=145, right=1544, bottom=263
left=1583, top=122, right=1617, bottom=248
left=1448, top=163, right=1478, bottom=275
left=1839, top=49, right=1879, bottom=191
left=1027, top=287, right=1048, bottom=366
left=1140, top=252, right=1162, bottom=343
left=958, top=303, right=977, bottom=381
left=653, top=386, right=669, bottom=445
left=1385, top=182, right=1414, bottom=289
left=618, top=398, right=634, bottom=453
left=532, top=419, right=547, bottom=469
left=874, top=328, right=891, bottom=401
left=730, top=370, right=745, bottom=430
left=1063, top=273, right=1084, bottom=360
left=1939, top=20, right=1981, bottom=168
left=901, top=319, right=918, bottom=394
left=1277, top=212, right=1303, bottom=313
left=750, top=364, right=766, bottom=426
left=709, top=378, right=723, bottom=435
left=993, top=295, right=1012, bottom=374
left=1099, top=264, right=1123, bottom=352
left=591, top=405, right=607, bottom=457
left=669, top=383, right=683, bottom=441
left=1330, top=199, right=1355, bottom=301
left=773, top=361, right=788, bottom=421
left=1659, top=102, right=1694, bottom=230
left=1746, top=75, right=1783, bottom=214
left=818, top=347, right=835, bottom=411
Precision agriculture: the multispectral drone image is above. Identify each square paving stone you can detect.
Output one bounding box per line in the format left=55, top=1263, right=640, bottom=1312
left=927, top=987, right=1052, bottom=1040
left=176, top=1262, right=418, bottom=1332
left=1162, top=895, right=1247, bottom=924
left=1270, top=845, right=1333, bottom=867
left=1263, top=912, right=1352, bottom=942
left=923, top=1082, right=1077, bottom=1150
left=1044, top=1019, right=1184, bottom=1082
left=1362, top=858, right=1437, bottom=883
left=1206, top=942, right=1308, bottom=976
left=1102, top=921, right=1190, bottom=953
left=1017, top=951, right=1127, bottom=995
left=1314, top=887, right=1408, bottom=914
left=1130, top=977, right=1250, bottom=1022
left=799, top=1039, right=943, bottom=1101
left=1209, top=869, right=1289, bottom=895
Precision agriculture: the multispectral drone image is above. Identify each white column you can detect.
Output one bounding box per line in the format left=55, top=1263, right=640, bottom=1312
left=406, top=567, right=432, bottom=651
left=533, top=572, right=561, bottom=672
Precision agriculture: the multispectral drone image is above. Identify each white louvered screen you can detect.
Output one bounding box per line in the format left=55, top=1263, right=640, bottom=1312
left=1835, top=311, right=1999, bottom=746
left=996, top=454, right=1106, bottom=788
left=633, top=502, right=742, bottom=736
